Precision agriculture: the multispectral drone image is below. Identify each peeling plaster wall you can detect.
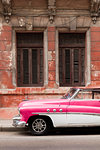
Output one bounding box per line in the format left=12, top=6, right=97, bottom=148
left=1, top=0, right=100, bottom=119
left=0, top=18, right=14, bottom=90
left=1, top=19, right=100, bottom=108
left=91, top=27, right=100, bottom=86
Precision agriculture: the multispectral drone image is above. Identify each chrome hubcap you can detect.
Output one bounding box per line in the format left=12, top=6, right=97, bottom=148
left=32, top=118, right=46, bottom=133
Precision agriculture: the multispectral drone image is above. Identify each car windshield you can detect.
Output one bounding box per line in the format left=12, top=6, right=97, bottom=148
left=62, top=88, right=78, bottom=99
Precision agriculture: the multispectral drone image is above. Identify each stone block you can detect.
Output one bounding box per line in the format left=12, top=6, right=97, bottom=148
left=83, top=17, right=91, bottom=27
left=90, top=81, right=100, bottom=87
left=55, top=17, right=70, bottom=27
left=91, top=61, right=100, bottom=71
left=91, top=42, right=100, bottom=51
left=91, top=27, right=100, bottom=32
left=48, top=51, right=52, bottom=60
left=33, top=17, right=48, bottom=27
left=1, top=95, right=24, bottom=107
left=48, top=71, right=55, bottom=81
left=0, top=107, right=18, bottom=119
left=70, top=17, right=76, bottom=30
left=91, top=32, right=100, bottom=42
left=2, top=25, right=12, bottom=31
left=48, top=27, right=55, bottom=32
left=91, top=52, right=100, bottom=61
left=0, top=71, right=14, bottom=89
left=0, top=41, right=6, bottom=50
left=48, top=31, right=55, bottom=41
left=0, top=60, right=12, bottom=70
left=48, top=60, right=55, bottom=71
left=48, top=51, right=55, bottom=60
left=48, top=41, right=55, bottom=50
left=0, top=51, right=11, bottom=60
left=48, top=81, right=57, bottom=88
left=91, top=71, right=100, bottom=81
left=77, top=16, right=84, bottom=27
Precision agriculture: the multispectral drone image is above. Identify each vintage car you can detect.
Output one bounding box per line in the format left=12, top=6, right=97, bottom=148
left=13, top=88, right=100, bottom=135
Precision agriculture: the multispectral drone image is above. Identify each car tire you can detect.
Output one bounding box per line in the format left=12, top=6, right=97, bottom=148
left=29, top=117, right=49, bottom=136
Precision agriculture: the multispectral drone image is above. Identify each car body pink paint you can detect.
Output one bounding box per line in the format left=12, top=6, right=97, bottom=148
left=13, top=88, right=100, bottom=135
left=18, top=98, right=69, bottom=123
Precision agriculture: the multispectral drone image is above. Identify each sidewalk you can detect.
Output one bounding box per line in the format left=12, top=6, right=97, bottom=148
left=0, top=120, right=26, bottom=132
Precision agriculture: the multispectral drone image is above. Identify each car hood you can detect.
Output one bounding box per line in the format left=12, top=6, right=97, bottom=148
left=19, top=98, right=69, bottom=108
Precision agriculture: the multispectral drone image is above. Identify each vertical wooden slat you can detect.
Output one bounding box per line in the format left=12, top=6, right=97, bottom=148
left=81, top=48, right=85, bottom=85
left=32, top=49, right=37, bottom=84
left=65, top=49, right=71, bottom=85
left=29, top=48, right=32, bottom=84
left=23, top=49, right=29, bottom=84
left=38, top=48, right=40, bottom=84
left=40, top=48, right=43, bottom=84
left=79, top=48, right=82, bottom=85
left=17, top=48, right=21, bottom=86
left=70, top=49, right=72, bottom=85
left=62, top=48, right=65, bottom=84
left=71, top=49, right=74, bottom=85
left=20, top=48, right=23, bottom=86
left=59, top=48, right=61, bottom=85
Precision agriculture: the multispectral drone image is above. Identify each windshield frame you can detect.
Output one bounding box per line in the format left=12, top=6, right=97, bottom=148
left=62, top=88, right=80, bottom=100
left=70, top=88, right=80, bottom=100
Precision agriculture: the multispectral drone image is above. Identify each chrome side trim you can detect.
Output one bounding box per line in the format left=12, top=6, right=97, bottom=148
left=67, top=112, right=100, bottom=116
left=32, top=112, right=66, bottom=115
left=31, top=112, right=100, bottom=116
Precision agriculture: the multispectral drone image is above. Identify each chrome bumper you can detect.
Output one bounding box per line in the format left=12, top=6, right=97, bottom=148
left=12, top=116, right=26, bottom=127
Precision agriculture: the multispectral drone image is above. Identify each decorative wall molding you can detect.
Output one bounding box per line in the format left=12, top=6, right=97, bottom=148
left=1, top=0, right=12, bottom=23
left=2, top=0, right=100, bottom=25
left=48, top=0, right=56, bottom=24
left=18, top=17, right=33, bottom=30
left=18, top=17, right=25, bottom=27
left=25, top=18, right=33, bottom=30
left=90, top=0, right=100, bottom=24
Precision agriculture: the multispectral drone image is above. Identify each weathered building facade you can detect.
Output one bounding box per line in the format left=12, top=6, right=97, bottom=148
left=0, top=0, right=100, bottom=119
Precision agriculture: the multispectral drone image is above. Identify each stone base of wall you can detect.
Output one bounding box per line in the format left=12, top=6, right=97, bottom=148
left=0, top=107, right=18, bottom=119
left=0, top=88, right=67, bottom=119
left=0, top=87, right=68, bottom=108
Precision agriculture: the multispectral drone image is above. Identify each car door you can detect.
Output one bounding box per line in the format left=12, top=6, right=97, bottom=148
left=66, top=98, right=100, bottom=126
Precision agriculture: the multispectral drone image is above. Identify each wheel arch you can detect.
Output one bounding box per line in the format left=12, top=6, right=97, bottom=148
left=27, top=115, right=54, bottom=128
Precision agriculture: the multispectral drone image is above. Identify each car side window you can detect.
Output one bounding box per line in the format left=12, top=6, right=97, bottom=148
left=73, top=90, right=92, bottom=100
left=92, top=91, right=100, bottom=99
left=73, top=90, right=100, bottom=100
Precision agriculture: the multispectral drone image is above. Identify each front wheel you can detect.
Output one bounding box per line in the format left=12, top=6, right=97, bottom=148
left=29, top=118, right=49, bottom=135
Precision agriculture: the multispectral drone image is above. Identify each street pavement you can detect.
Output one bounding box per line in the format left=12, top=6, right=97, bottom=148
left=0, top=130, right=100, bottom=150
left=1, top=120, right=100, bottom=150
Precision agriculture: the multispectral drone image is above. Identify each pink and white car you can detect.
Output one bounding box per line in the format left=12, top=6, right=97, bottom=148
left=13, top=88, right=100, bottom=135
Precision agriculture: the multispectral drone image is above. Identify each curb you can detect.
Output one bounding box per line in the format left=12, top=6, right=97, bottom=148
left=0, top=126, right=28, bottom=132
left=0, top=120, right=28, bottom=132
